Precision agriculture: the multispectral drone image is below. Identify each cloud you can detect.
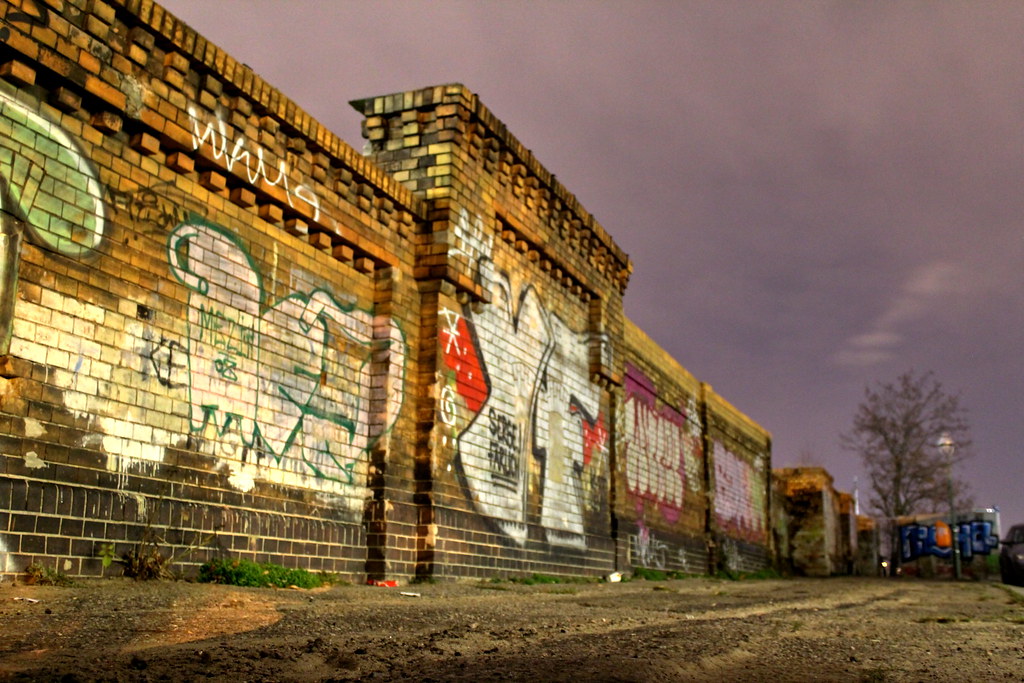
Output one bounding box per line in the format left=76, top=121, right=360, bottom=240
left=833, top=261, right=962, bottom=367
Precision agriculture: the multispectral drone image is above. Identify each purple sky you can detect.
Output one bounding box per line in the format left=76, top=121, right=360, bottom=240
left=158, top=1, right=1024, bottom=531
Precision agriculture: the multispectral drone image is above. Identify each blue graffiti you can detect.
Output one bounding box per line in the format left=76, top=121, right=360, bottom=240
left=900, top=520, right=999, bottom=562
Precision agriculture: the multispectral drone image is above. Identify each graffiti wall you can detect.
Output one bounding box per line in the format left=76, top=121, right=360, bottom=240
left=0, top=0, right=422, bottom=579
left=0, top=83, right=106, bottom=259
left=163, top=219, right=405, bottom=495
left=900, top=520, right=997, bottom=562
left=705, top=386, right=772, bottom=573
left=617, top=323, right=708, bottom=573
left=0, top=0, right=779, bottom=583
left=435, top=210, right=609, bottom=554
left=713, top=443, right=768, bottom=545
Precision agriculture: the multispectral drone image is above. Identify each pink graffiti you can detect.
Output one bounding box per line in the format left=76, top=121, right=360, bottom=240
left=622, top=364, right=696, bottom=525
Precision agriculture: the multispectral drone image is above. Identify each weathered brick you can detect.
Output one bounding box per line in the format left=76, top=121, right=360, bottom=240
left=0, top=0, right=780, bottom=588
left=0, top=60, right=36, bottom=86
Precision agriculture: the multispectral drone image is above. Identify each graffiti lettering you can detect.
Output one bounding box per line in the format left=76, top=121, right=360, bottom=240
left=188, top=107, right=320, bottom=221
left=106, top=181, right=207, bottom=235
left=0, top=86, right=106, bottom=257
left=440, top=257, right=606, bottom=547
left=900, top=520, right=1000, bottom=562
left=620, top=365, right=701, bottom=524
left=451, top=209, right=493, bottom=287
left=569, top=396, right=607, bottom=467
left=166, top=220, right=405, bottom=492
left=714, top=444, right=767, bottom=544
left=140, top=330, right=186, bottom=389
left=198, top=304, right=256, bottom=360
left=632, top=525, right=669, bottom=570
left=486, top=407, right=520, bottom=488
left=439, top=307, right=488, bottom=413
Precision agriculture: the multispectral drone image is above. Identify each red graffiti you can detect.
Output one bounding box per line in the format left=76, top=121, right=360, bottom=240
left=440, top=311, right=488, bottom=413
left=570, top=401, right=607, bottom=466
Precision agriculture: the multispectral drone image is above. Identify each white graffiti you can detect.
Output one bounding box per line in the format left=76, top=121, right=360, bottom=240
left=166, top=220, right=405, bottom=497
left=714, top=444, right=767, bottom=544
left=621, top=368, right=702, bottom=523
left=451, top=208, right=493, bottom=285
left=452, top=264, right=605, bottom=549
left=0, top=85, right=106, bottom=257
left=188, top=106, right=320, bottom=221
left=632, top=526, right=669, bottom=570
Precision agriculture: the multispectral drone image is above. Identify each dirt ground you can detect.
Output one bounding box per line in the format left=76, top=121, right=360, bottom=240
left=0, top=575, right=1021, bottom=682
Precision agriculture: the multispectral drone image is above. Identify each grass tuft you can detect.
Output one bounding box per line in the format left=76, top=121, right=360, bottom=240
left=198, top=558, right=327, bottom=589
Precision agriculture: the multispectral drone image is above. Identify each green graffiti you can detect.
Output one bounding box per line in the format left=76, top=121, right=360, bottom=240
left=167, top=219, right=406, bottom=487
left=0, top=84, right=105, bottom=257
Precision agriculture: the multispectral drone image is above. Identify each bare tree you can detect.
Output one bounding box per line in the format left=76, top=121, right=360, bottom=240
left=842, top=370, right=973, bottom=526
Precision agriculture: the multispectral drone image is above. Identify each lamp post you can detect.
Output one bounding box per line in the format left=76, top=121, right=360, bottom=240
left=937, top=432, right=961, bottom=580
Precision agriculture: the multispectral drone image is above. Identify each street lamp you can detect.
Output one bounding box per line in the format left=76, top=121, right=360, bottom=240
left=937, top=432, right=961, bottom=580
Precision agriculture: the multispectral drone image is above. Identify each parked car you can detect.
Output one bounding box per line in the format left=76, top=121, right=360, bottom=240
left=1001, top=523, right=1024, bottom=586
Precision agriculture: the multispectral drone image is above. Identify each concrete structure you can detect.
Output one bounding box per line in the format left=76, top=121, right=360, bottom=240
left=774, top=467, right=842, bottom=577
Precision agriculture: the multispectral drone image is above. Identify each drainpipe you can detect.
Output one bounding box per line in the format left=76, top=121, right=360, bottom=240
left=0, top=207, right=22, bottom=356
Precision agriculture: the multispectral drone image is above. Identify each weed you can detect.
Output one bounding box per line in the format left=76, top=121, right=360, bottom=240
left=98, top=543, right=117, bottom=570
left=484, top=573, right=602, bottom=586
left=633, top=567, right=668, bottom=581
left=121, top=527, right=176, bottom=580
left=715, top=567, right=783, bottom=581
left=198, top=558, right=325, bottom=589
left=23, top=562, right=74, bottom=586
left=996, top=584, right=1024, bottom=605
left=508, top=573, right=562, bottom=585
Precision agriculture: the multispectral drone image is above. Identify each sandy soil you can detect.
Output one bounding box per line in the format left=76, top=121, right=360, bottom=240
left=0, top=575, right=1021, bottom=682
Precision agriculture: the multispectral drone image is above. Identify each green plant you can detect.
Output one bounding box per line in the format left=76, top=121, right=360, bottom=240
left=508, top=573, right=562, bottom=585
left=632, top=567, right=668, bottom=581
left=98, top=543, right=117, bottom=569
left=715, top=567, right=783, bottom=581
left=198, top=558, right=325, bottom=589
left=99, top=519, right=216, bottom=580
left=993, top=584, right=1024, bottom=605
left=121, top=533, right=175, bottom=580
left=24, top=562, right=74, bottom=586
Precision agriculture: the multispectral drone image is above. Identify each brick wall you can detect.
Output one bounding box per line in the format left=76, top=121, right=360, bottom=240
left=704, top=385, right=773, bottom=573
left=618, top=320, right=708, bottom=574
left=353, top=85, right=629, bottom=579
left=0, top=0, right=781, bottom=583
left=0, top=0, right=422, bottom=580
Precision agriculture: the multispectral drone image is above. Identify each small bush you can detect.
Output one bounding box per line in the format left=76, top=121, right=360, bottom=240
left=633, top=567, right=668, bottom=581
left=24, top=562, right=74, bottom=586
left=198, top=558, right=324, bottom=589
left=508, top=573, right=562, bottom=585
left=715, top=567, right=783, bottom=581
